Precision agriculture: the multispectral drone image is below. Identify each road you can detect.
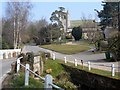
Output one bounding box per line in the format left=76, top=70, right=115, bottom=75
left=22, top=45, right=105, bottom=62
left=0, top=45, right=119, bottom=89
left=22, top=45, right=119, bottom=72
left=0, top=58, right=16, bottom=89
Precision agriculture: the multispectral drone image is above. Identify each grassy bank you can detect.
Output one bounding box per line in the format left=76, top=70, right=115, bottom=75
left=3, top=57, right=119, bottom=89
left=44, top=59, right=120, bottom=80
left=41, top=44, right=90, bottom=54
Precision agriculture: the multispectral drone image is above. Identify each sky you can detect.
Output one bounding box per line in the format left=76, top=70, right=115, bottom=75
left=1, top=0, right=103, bottom=23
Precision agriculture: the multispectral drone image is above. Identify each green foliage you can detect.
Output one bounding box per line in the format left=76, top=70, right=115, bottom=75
left=12, top=72, right=44, bottom=88
left=2, top=41, right=9, bottom=49
left=50, top=7, right=66, bottom=28
left=43, top=59, right=77, bottom=89
left=40, top=52, right=50, bottom=64
left=72, top=26, right=82, bottom=41
left=97, top=2, right=120, bottom=61
left=55, top=72, right=77, bottom=89
left=56, top=80, right=77, bottom=89
left=26, top=52, right=34, bottom=63
left=27, top=18, right=50, bottom=45
left=97, top=2, right=118, bottom=30
left=38, top=27, right=51, bottom=45
left=107, top=31, right=120, bottom=61
left=44, top=59, right=65, bottom=77
left=18, top=53, right=27, bottom=63
left=12, top=73, right=24, bottom=87
left=92, top=31, right=104, bottom=51
left=51, top=28, right=61, bottom=40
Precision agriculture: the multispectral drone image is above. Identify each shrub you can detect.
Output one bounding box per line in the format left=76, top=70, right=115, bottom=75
left=2, top=41, right=9, bottom=49
left=107, top=31, right=120, bottom=61
left=40, top=52, right=50, bottom=64
left=12, top=72, right=44, bottom=88
left=18, top=53, right=34, bottom=70
left=71, top=26, right=82, bottom=41
left=26, top=52, right=34, bottom=63
left=66, top=33, right=72, bottom=39
left=55, top=72, right=77, bottom=89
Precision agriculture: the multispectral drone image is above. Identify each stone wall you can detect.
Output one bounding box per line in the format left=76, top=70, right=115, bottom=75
left=62, top=64, right=120, bottom=90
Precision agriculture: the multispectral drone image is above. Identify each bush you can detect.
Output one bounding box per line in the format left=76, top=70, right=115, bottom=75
left=2, top=41, right=9, bottom=49
left=107, top=31, right=120, bottom=61
left=18, top=53, right=34, bottom=70
left=26, top=52, right=34, bottom=63
left=18, top=53, right=27, bottom=63
left=55, top=72, right=77, bottom=89
left=40, top=52, right=50, bottom=64
left=56, top=72, right=70, bottom=81
left=71, top=26, right=82, bottom=41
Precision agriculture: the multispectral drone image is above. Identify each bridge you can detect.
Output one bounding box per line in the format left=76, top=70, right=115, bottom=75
left=0, top=49, right=21, bottom=59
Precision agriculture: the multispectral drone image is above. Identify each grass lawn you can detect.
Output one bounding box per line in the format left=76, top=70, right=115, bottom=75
left=41, top=44, right=90, bottom=54
left=43, top=59, right=66, bottom=77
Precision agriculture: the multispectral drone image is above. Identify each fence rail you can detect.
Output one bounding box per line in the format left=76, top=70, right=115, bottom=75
left=62, top=56, right=119, bottom=77
left=51, top=54, right=119, bottom=77
left=17, top=57, right=63, bottom=90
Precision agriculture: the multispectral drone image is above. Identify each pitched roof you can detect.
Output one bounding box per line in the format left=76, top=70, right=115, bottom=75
left=70, top=20, right=98, bottom=28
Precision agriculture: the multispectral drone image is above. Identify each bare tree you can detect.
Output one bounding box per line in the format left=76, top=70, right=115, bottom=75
left=26, top=18, right=50, bottom=45
left=5, top=1, right=32, bottom=49
left=2, top=18, right=14, bottom=48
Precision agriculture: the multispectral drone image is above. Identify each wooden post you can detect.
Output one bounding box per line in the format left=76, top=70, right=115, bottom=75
left=17, top=58, right=20, bottom=73
left=25, top=64, right=29, bottom=86
left=53, top=53, right=55, bottom=60
left=44, top=74, right=52, bottom=90
left=111, top=64, right=115, bottom=76
left=74, top=59, right=77, bottom=67
left=64, top=57, right=67, bottom=63
left=88, top=61, right=91, bottom=71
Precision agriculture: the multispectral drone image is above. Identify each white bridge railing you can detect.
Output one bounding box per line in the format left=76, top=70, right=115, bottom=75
left=17, top=57, right=64, bottom=90
left=0, top=49, right=21, bottom=59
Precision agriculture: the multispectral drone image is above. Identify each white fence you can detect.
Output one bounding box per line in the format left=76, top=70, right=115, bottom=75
left=17, top=57, right=63, bottom=90
left=0, top=49, right=21, bottom=59
left=62, top=56, right=119, bottom=77
left=51, top=53, right=119, bottom=77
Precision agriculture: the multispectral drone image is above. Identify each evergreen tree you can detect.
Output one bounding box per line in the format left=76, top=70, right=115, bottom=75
left=97, top=2, right=119, bottom=30
left=71, top=26, right=82, bottom=41
left=97, top=1, right=120, bottom=61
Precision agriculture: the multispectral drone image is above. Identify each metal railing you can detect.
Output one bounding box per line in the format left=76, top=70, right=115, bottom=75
left=16, top=57, right=64, bottom=90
